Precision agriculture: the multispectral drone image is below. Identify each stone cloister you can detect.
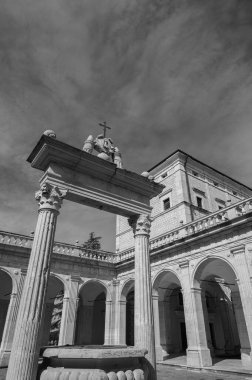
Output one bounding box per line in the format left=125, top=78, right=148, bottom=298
left=1, top=137, right=252, bottom=378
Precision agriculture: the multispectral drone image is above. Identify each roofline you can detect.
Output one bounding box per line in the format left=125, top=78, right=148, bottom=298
left=148, top=149, right=252, bottom=191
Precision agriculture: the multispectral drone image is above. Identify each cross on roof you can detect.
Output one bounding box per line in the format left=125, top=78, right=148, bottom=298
left=99, top=121, right=111, bottom=138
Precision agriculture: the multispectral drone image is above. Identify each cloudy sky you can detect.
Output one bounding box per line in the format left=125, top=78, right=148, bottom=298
left=1, top=0, right=252, bottom=250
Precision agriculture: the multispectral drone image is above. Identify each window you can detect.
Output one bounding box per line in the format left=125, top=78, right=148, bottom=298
left=196, top=196, right=202, bottom=208
left=163, top=197, right=171, bottom=210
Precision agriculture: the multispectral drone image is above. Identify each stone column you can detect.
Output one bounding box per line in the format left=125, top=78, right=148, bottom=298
left=0, top=270, right=26, bottom=367
left=6, top=183, right=67, bottom=380
left=232, top=290, right=251, bottom=364
left=230, top=245, right=252, bottom=365
left=129, top=214, right=156, bottom=376
left=111, top=279, right=124, bottom=346
left=152, top=294, right=163, bottom=361
left=180, top=262, right=212, bottom=367
left=201, top=290, right=214, bottom=355
left=104, top=300, right=113, bottom=345
left=58, top=276, right=79, bottom=346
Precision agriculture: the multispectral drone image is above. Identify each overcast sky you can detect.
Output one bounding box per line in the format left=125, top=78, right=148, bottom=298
left=1, top=0, right=252, bottom=250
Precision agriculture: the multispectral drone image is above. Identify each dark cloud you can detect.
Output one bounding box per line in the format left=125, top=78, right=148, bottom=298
left=1, top=0, right=252, bottom=249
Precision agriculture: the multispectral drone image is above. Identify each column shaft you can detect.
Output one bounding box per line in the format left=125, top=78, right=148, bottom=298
left=181, top=265, right=212, bottom=367
left=104, top=300, right=113, bottom=345
left=232, top=291, right=251, bottom=363
left=6, top=183, right=66, bottom=380
left=58, top=278, right=79, bottom=346
left=134, top=233, right=155, bottom=365
left=129, top=213, right=156, bottom=379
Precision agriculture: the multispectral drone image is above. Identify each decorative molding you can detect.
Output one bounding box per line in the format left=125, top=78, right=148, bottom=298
left=179, top=260, right=189, bottom=269
left=215, top=198, right=226, bottom=205
left=158, top=188, right=172, bottom=199
left=230, top=244, right=245, bottom=256
left=192, top=187, right=206, bottom=197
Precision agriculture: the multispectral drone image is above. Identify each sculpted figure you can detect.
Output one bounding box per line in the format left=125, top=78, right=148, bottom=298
left=82, top=130, right=123, bottom=167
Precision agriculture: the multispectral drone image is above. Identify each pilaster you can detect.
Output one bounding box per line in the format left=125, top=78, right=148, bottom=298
left=58, top=275, right=80, bottom=346
left=180, top=262, right=212, bottom=367
left=230, top=245, right=252, bottom=366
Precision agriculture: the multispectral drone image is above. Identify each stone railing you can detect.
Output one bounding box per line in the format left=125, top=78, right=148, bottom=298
left=1, top=197, right=252, bottom=264
left=117, top=197, right=252, bottom=262
left=0, top=231, right=117, bottom=264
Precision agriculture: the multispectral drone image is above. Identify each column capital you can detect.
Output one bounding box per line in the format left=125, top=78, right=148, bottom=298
left=128, top=214, right=151, bottom=236
left=35, top=183, right=68, bottom=212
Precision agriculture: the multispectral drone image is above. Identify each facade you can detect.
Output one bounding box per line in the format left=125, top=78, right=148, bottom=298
left=1, top=149, right=252, bottom=370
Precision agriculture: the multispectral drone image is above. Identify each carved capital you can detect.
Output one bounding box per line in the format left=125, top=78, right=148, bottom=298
left=128, top=214, right=151, bottom=236
left=35, top=183, right=68, bottom=212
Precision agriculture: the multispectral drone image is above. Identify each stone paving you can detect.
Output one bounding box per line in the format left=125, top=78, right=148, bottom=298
left=1, top=366, right=252, bottom=380
left=157, top=365, right=252, bottom=379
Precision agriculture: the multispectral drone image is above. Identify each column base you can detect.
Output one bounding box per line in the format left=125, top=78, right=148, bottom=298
left=186, top=347, right=212, bottom=367
left=0, top=350, right=10, bottom=367
left=155, top=346, right=169, bottom=361
left=241, top=348, right=252, bottom=368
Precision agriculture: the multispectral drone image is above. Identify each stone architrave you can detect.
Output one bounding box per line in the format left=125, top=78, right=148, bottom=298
left=6, top=183, right=67, bottom=380
left=129, top=214, right=156, bottom=376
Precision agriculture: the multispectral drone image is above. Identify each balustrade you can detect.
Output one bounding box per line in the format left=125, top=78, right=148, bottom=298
left=1, top=197, right=252, bottom=265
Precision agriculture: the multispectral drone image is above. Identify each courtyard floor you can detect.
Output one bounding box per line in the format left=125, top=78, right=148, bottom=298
left=1, top=358, right=252, bottom=380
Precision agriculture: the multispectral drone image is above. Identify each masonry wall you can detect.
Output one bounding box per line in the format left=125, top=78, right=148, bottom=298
left=116, top=153, right=252, bottom=253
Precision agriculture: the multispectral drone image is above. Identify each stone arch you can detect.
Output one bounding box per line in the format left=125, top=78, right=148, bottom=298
left=120, top=278, right=134, bottom=346
left=193, top=256, right=246, bottom=360
left=192, top=256, right=238, bottom=289
left=40, top=274, right=65, bottom=347
left=0, top=267, right=17, bottom=295
left=120, top=278, right=134, bottom=301
left=75, top=279, right=108, bottom=345
left=79, top=279, right=112, bottom=302
left=0, top=268, right=14, bottom=345
left=152, top=269, right=187, bottom=360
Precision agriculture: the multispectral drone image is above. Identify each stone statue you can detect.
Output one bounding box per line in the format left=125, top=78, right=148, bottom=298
left=83, top=131, right=123, bottom=168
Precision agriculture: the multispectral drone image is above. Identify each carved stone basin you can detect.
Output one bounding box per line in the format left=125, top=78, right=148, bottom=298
left=38, top=345, right=149, bottom=380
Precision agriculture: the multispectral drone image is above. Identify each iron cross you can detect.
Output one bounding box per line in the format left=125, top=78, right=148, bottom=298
left=99, top=121, right=111, bottom=138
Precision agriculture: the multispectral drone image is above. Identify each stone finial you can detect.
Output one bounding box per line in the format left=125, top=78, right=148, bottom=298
left=43, top=130, right=56, bottom=138
left=128, top=214, right=151, bottom=236
left=35, top=183, right=68, bottom=211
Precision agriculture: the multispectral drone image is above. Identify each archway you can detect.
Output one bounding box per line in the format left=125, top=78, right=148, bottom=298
left=153, top=270, right=187, bottom=357
left=194, top=258, right=246, bottom=359
left=40, top=275, right=65, bottom=346
left=75, top=281, right=107, bottom=345
left=0, top=270, right=12, bottom=345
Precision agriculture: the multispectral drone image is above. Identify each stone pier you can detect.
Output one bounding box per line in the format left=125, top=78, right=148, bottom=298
left=6, top=184, right=67, bottom=380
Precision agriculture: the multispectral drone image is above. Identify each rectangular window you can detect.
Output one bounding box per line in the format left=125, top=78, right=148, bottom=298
left=196, top=196, right=202, bottom=208
left=163, top=197, right=171, bottom=210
